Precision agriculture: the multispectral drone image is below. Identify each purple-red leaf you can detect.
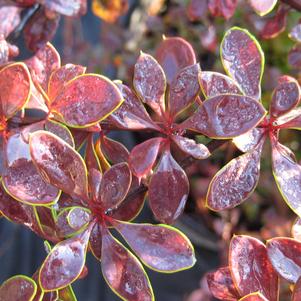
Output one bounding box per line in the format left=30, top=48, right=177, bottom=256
left=89, top=223, right=102, bottom=260
left=0, top=6, right=21, bottom=38
left=207, top=267, right=240, bottom=301
left=221, top=27, right=264, bottom=101
left=239, top=293, right=269, bottom=301
left=208, top=0, right=238, bottom=20
left=181, top=94, right=266, bottom=138
left=207, top=139, right=263, bottom=211
left=292, top=218, right=301, bottom=241
left=249, top=0, right=277, bottom=16
left=129, top=137, right=163, bottom=179
left=230, top=235, right=278, bottom=301
left=29, top=131, right=89, bottom=201
left=114, top=220, right=196, bottom=272
left=133, top=52, right=166, bottom=115
left=149, top=150, right=189, bottom=224
left=267, top=237, right=301, bottom=283
left=37, top=0, right=86, bottom=16
left=101, top=228, right=154, bottom=301
left=156, top=36, right=196, bottom=84
left=39, top=225, right=92, bottom=290
left=289, top=46, right=301, bottom=69
left=290, top=24, right=301, bottom=43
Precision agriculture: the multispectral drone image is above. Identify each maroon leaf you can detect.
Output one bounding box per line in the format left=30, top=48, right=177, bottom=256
left=67, top=207, right=91, bottom=230
left=267, top=237, right=301, bottom=283
left=149, top=150, right=189, bottom=224
left=89, top=223, right=102, bottom=260
left=181, top=94, right=266, bottom=138
left=107, top=83, right=159, bottom=131
left=289, top=46, right=301, bottom=69
left=0, top=6, right=21, bottom=38
left=208, top=0, right=238, bottom=20
left=37, top=0, right=86, bottom=16
left=249, top=0, right=277, bottom=16
left=292, top=277, right=301, bottom=301
left=270, top=76, right=300, bottom=118
left=172, top=135, right=210, bottom=159
left=230, top=235, right=278, bottom=301
left=129, top=137, right=163, bottom=179
left=114, top=220, right=196, bottom=272
left=101, top=227, right=154, bottom=301
left=290, top=24, right=301, bottom=43
left=233, top=128, right=266, bottom=152
left=100, top=136, right=129, bottom=164
left=206, top=267, right=240, bottom=301
left=207, top=139, right=264, bottom=211
left=221, top=27, right=264, bottom=101
left=239, top=293, right=269, bottom=301
left=156, top=36, right=196, bottom=84
left=292, top=218, right=301, bottom=241
left=99, top=162, right=132, bottom=211
left=39, top=225, right=92, bottom=290
left=169, top=63, right=200, bottom=117
left=199, top=71, right=242, bottom=98
left=29, top=131, right=89, bottom=201
left=133, top=52, right=166, bottom=115
left=51, top=74, right=123, bottom=127
left=0, top=275, right=37, bottom=301
left=274, top=108, right=301, bottom=129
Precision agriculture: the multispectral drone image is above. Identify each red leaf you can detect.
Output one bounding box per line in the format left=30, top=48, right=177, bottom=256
left=292, top=218, right=301, bottom=241
left=270, top=76, right=300, bottom=118
left=0, top=62, right=31, bottom=119
left=129, top=137, right=163, bottom=178
left=208, top=0, right=238, bottom=20
left=207, top=139, right=264, bottom=211
left=149, top=150, right=189, bottom=224
left=181, top=94, right=266, bottom=138
left=267, top=237, right=301, bottom=283
left=39, top=225, right=92, bottom=290
left=37, top=0, right=86, bottom=16
left=172, top=135, right=210, bottom=159
left=274, top=108, right=301, bottom=129
left=221, top=27, right=264, bottom=101
left=292, top=277, right=301, bottom=301
left=186, top=0, right=207, bottom=21
left=199, top=71, right=242, bottom=99
left=67, top=207, right=91, bottom=230
left=233, top=128, right=266, bottom=153
left=89, top=223, right=102, bottom=260
left=114, top=220, right=196, bottom=272
left=290, top=24, right=301, bottom=43
left=51, top=74, right=123, bottom=127
left=239, top=293, right=269, bottom=301
left=29, top=131, right=89, bottom=201
left=133, top=52, right=166, bottom=115
left=0, top=275, right=37, bottom=301
left=107, top=83, right=159, bottom=131
left=101, top=228, right=154, bottom=301
left=0, top=6, right=21, bottom=38
left=249, top=0, right=277, bottom=16
left=230, top=235, right=278, bottom=301
left=156, top=36, right=196, bottom=84
left=99, top=162, right=132, bottom=211
left=206, top=267, right=240, bottom=301
left=169, top=63, right=200, bottom=118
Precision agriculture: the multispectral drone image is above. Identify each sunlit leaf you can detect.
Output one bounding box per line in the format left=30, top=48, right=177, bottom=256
left=149, top=150, right=189, bottom=224
left=29, top=131, right=89, bottom=201
left=233, top=127, right=266, bottom=152
left=51, top=74, right=123, bottom=128
left=207, top=139, right=264, bottom=211
left=181, top=94, right=266, bottom=138
left=101, top=228, right=154, bottom=301
left=114, top=220, right=196, bottom=272
left=230, top=235, right=278, bottom=301
left=89, top=223, right=102, bottom=260
left=208, top=0, right=238, bottom=20
left=129, top=137, right=163, bottom=179
left=0, top=275, right=37, bottom=301
left=156, top=36, right=196, bottom=84
left=292, top=277, right=301, bottom=301
left=38, top=0, right=86, bottom=16
left=249, top=0, right=277, bottom=16
left=221, top=27, right=264, bottom=101
left=290, top=24, right=301, bottom=43
left=0, top=6, right=21, bottom=38
left=206, top=267, right=240, bottom=301
left=239, top=292, right=269, bottom=301
left=292, top=218, right=301, bottom=241
left=67, top=207, right=91, bottom=230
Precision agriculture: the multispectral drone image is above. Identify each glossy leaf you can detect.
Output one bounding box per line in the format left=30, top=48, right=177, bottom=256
left=0, top=275, right=37, bottom=301
left=114, top=220, right=196, bottom=272
left=221, top=27, right=264, bottom=101
left=129, top=137, right=163, bottom=178
left=272, top=140, right=301, bottom=216
left=290, top=24, right=301, bottom=43
left=149, top=150, right=189, bottom=224
left=89, top=223, right=102, bottom=260
left=156, top=36, right=196, bottom=83
left=292, top=277, right=301, bottom=301
left=51, top=74, right=123, bottom=128
left=206, top=267, right=239, bottom=301
left=249, top=0, right=277, bottom=16
left=39, top=225, right=92, bottom=290
left=29, top=131, right=89, bottom=200
left=67, top=207, right=91, bottom=230
left=230, top=235, right=278, bottom=301
left=133, top=52, right=166, bottom=115
left=169, top=63, right=200, bottom=117
left=239, top=293, right=269, bottom=301
left=208, top=0, right=238, bottom=20
left=100, top=136, right=129, bottom=164
left=267, top=237, right=301, bottom=283
left=101, top=228, right=154, bottom=301
left=270, top=76, right=300, bottom=118
left=207, top=139, right=263, bottom=211
left=99, top=162, right=132, bottom=211
left=274, top=108, right=301, bottom=129
left=181, top=94, right=266, bottom=138
left=0, top=6, right=21, bottom=38
left=0, top=62, right=31, bottom=119
left=292, top=218, right=301, bottom=241
left=172, top=135, right=210, bottom=159
left=199, top=71, right=242, bottom=99
left=38, top=0, right=86, bottom=16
